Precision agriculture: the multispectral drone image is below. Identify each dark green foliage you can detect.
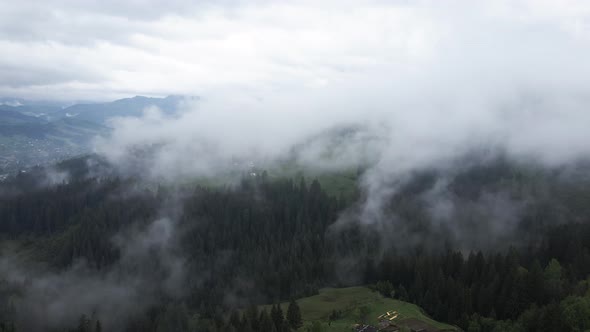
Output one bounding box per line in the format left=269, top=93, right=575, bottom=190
left=357, top=306, right=370, bottom=324
left=2, top=159, right=590, bottom=331
left=561, top=296, right=590, bottom=332
left=0, top=323, right=15, bottom=332
left=270, top=304, right=285, bottom=331
left=259, top=310, right=276, bottom=332
left=374, top=280, right=394, bottom=298
left=328, top=309, right=343, bottom=321
left=286, top=300, right=303, bottom=329
left=307, top=321, right=324, bottom=332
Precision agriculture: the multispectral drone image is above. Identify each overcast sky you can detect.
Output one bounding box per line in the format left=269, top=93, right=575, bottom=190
left=1, top=0, right=589, bottom=101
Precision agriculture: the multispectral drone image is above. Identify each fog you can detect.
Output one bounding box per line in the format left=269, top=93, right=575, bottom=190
left=91, top=2, right=590, bottom=231
left=3, top=1, right=590, bottom=329
left=0, top=216, right=187, bottom=331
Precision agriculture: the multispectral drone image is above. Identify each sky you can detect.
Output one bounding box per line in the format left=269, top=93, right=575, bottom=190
left=1, top=0, right=589, bottom=102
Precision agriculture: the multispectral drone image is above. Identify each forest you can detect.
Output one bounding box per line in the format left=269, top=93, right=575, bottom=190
left=0, top=157, right=590, bottom=331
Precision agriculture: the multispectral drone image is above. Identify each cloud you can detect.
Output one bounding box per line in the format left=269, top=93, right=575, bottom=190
left=0, top=217, right=187, bottom=331
left=0, top=1, right=564, bottom=100
left=85, top=2, right=590, bottom=237
left=3, top=0, right=590, bottom=242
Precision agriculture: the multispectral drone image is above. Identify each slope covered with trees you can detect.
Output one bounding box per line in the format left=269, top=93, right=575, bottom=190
left=0, top=158, right=590, bottom=331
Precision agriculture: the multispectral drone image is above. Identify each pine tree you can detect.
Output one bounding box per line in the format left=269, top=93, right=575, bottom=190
left=281, top=319, right=291, bottom=332
left=287, top=299, right=303, bottom=329
left=271, top=304, right=285, bottom=330
left=259, top=310, right=276, bottom=332
left=397, top=284, right=409, bottom=301
left=229, top=310, right=241, bottom=329
left=245, top=305, right=260, bottom=331
left=77, top=314, right=90, bottom=332
left=241, top=313, right=252, bottom=332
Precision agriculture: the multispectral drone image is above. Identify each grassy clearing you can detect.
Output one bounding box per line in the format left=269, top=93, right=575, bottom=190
left=270, top=164, right=360, bottom=201
left=185, top=164, right=360, bottom=202
left=262, top=287, right=457, bottom=332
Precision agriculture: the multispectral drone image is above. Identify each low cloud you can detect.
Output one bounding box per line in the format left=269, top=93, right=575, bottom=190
left=93, top=3, right=590, bottom=240
left=0, top=217, right=186, bottom=331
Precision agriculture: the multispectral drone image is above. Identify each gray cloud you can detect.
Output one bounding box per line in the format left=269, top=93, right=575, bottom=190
left=4, top=1, right=587, bottom=101
left=0, top=217, right=187, bottom=331
left=84, top=2, right=590, bottom=249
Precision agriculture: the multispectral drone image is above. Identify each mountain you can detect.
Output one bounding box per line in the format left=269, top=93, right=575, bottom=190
left=0, top=98, right=69, bottom=117
left=0, top=95, right=193, bottom=172
left=0, top=105, right=62, bottom=118
left=50, top=95, right=194, bottom=124
left=0, top=108, right=46, bottom=126
left=0, top=97, right=68, bottom=108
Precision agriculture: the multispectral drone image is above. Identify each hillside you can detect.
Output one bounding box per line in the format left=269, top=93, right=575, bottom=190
left=1, top=157, right=590, bottom=331
left=50, top=95, right=194, bottom=124
left=261, top=287, right=458, bottom=332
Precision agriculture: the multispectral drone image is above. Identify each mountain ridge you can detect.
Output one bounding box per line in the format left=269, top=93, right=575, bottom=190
left=0, top=95, right=194, bottom=172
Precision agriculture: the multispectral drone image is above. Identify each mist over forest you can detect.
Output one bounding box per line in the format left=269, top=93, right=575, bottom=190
left=2, top=1, right=590, bottom=332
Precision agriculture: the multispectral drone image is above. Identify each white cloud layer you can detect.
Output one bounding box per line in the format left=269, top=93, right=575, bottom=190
left=1, top=0, right=588, bottom=101
left=5, top=0, right=590, bottom=199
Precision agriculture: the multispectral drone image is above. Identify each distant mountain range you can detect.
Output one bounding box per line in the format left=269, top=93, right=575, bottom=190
left=0, top=95, right=192, bottom=123
left=48, top=95, right=190, bottom=124
left=0, top=95, right=195, bottom=173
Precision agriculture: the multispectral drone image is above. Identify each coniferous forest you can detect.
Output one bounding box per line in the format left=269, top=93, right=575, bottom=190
left=1, top=157, right=590, bottom=331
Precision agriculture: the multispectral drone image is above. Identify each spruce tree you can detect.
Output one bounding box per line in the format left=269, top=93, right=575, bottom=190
left=287, top=299, right=303, bottom=329
left=77, top=314, right=90, bottom=332
left=271, top=304, right=285, bottom=330
left=229, top=310, right=241, bottom=329
left=259, top=310, right=277, bottom=332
